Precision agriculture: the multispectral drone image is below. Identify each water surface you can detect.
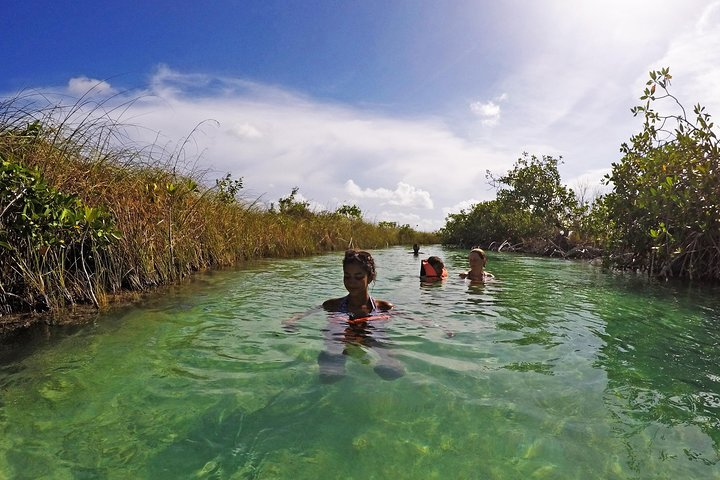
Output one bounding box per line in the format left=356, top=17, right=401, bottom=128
left=2, top=246, right=720, bottom=479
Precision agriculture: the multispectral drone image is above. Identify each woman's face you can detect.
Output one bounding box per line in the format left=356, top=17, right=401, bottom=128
left=343, top=263, right=370, bottom=293
left=468, top=252, right=486, bottom=269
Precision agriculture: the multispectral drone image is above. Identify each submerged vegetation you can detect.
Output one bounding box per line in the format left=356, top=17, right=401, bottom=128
left=0, top=93, right=436, bottom=321
left=441, top=68, right=720, bottom=282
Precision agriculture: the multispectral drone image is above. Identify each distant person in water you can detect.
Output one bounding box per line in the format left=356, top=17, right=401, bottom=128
left=283, top=249, right=404, bottom=382
left=411, top=243, right=421, bottom=255
left=420, top=256, right=448, bottom=280
left=459, top=248, right=494, bottom=281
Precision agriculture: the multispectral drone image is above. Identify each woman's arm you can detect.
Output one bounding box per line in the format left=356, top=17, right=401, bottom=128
left=282, top=305, right=322, bottom=332
left=392, top=310, right=454, bottom=338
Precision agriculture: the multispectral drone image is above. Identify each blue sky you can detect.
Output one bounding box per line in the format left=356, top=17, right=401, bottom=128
left=3, top=1, right=720, bottom=230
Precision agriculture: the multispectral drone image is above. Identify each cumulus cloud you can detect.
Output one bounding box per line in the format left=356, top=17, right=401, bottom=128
left=345, top=180, right=434, bottom=209
left=469, top=93, right=507, bottom=127
left=67, top=76, right=117, bottom=96
left=228, top=122, right=263, bottom=140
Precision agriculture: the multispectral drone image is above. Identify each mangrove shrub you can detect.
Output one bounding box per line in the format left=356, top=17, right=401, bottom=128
left=604, top=68, right=720, bottom=280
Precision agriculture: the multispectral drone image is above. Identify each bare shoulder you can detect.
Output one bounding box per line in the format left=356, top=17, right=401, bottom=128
left=458, top=272, right=469, bottom=279
left=322, top=297, right=344, bottom=311
left=375, top=299, right=394, bottom=311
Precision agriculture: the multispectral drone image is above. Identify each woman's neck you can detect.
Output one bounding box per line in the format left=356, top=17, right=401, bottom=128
left=346, top=292, right=371, bottom=309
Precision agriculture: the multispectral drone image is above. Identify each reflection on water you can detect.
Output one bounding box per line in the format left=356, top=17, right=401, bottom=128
left=1, top=247, right=720, bottom=478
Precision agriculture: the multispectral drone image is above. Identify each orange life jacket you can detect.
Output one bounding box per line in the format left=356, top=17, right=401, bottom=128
left=421, top=259, right=448, bottom=278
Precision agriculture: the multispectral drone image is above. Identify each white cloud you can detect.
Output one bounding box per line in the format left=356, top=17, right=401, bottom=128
left=345, top=180, right=433, bottom=209
left=67, top=76, right=116, bottom=96
left=228, top=122, right=263, bottom=140
left=442, top=198, right=482, bottom=219
left=470, top=100, right=500, bottom=126
left=469, top=94, right=507, bottom=127
left=697, top=1, right=720, bottom=34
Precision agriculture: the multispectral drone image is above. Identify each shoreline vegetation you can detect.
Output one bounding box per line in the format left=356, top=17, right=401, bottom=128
left=0, top=92, right=437, bottom=336
left=2, top=67, right=719, bottom=337
left=441, top=68, right=719, bottom=283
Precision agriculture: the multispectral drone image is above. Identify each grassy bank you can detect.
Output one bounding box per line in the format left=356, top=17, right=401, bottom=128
left=0, top=94, right=437, bottom=328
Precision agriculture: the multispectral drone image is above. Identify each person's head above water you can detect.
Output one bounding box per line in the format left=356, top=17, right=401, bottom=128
left=343, top=249, right=376, bottom=283
left=412, top=244, right=420, bottom=254
left=420, top=256, right=448, bottom=279
left=460, top=247, right=494, bottom=280
left=468, top=248, right=487, bottom=269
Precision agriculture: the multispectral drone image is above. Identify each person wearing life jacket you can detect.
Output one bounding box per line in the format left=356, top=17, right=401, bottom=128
left=420, top=256, right=448, bottom=280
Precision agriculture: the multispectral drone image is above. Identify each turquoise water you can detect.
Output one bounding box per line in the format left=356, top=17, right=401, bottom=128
left=2, top=246, right=720, bottom=479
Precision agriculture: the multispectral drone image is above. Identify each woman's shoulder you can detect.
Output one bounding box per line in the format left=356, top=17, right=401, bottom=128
left=461, top=271, right=495, bottom=281
left=322, top=297, right=345, bottom=310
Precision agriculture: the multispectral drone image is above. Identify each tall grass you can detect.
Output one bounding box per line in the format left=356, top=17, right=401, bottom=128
left=0, top=93, right=438, bottom=317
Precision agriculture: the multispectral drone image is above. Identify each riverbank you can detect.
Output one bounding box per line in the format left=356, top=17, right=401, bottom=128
left=0, top=95, right=437, bottom=336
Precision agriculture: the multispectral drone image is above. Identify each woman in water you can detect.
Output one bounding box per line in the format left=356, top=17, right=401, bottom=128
left=459, top=248, right=495, bottom=281
left=284, top=249, right=404, bottom=382
left=322, top=249, right=393, bottom=315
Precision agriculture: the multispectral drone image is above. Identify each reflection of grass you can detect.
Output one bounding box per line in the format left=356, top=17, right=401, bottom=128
left=503, top=361, right=555, bottom=375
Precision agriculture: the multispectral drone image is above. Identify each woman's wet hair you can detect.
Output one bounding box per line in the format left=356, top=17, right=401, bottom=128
left=470, top=248, right=486, bottom=260
left=343, top=249, right=376, bottom=281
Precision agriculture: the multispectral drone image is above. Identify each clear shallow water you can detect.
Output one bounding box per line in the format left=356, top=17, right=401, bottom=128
left=2, top=246, right=720, bottom=479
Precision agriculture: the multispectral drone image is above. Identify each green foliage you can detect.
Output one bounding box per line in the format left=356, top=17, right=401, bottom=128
left=377, top=221, right=398, bottom=228
left=335, top=204, right=362, bottom=220
left=0, top=156, right=120, bottom=310
left=603, top=67, right=720, bottom=279
left=276, top=187, right=312, bottom=217
left=441, top=153, right=580, bottom=247
left=215, top=173, right=243, bottom=204
left=489, top=152, right=578, bottom=231
left=0, top=158, right=119, bottom=249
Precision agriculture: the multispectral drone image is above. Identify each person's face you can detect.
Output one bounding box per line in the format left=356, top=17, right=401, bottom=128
left=343, top=263, right=370, bottom=293
left=468, top=252, right=486, bottom=269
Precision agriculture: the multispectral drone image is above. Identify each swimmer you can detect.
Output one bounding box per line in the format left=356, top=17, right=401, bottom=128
left=322, top=249, right=393, bottom=315
left=410, top=243, right=421, bottom=255
left=284, top=249, right=404, bottom=382
left=459, top=248, right=495, bottom=281
left=420, top=256, right=448, bottom=280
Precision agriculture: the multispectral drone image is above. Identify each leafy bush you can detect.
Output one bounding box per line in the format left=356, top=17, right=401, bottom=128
left=440, top=153, right=580, bottom=248
left=1, top=155, right=119, bottom=310
left=603, top=68, right=720, bottom=279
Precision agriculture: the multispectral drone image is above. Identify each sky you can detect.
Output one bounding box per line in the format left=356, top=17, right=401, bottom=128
left=3, top=1, right=720, bottom=231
